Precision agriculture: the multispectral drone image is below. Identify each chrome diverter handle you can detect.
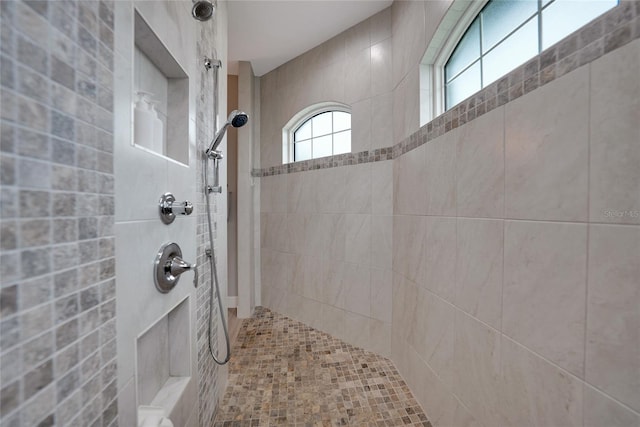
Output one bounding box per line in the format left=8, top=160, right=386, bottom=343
left=159, top=192, right=193, bottom=224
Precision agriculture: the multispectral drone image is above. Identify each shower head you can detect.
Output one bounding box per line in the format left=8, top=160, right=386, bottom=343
left=192, top=0, right=215, bottom=21
left=206, top=110, right=249, bottom=156
left=229, top=110, right=248, bottom=128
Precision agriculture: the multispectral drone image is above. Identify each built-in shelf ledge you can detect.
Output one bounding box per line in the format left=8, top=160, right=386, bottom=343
left=150, top=376, right=191, bottom=415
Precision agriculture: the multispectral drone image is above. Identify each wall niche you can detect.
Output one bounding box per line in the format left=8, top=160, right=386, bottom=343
left=136, top=297, right=193, bottom=425
left=133, top=10, right=189, bottom=164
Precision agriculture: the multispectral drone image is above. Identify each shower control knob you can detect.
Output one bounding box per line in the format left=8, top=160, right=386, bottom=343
left=154, top=242, right=198, bottom=293
left=159, top=192, right=193, bottom=224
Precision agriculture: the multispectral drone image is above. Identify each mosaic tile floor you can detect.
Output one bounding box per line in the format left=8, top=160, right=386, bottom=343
left=213, top=307, right=431, bottom=427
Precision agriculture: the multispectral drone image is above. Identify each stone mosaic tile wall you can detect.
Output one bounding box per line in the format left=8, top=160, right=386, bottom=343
left=252, top=1, right=640, bottom=178
left=195, top=18, right=223, bottom=427
left=0, top=0, right=117, bottom=426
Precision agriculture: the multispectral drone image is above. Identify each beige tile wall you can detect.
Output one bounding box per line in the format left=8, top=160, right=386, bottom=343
left=392, top=40, right=640, bottom=426
left=259, top=8, right=395, bottom=356
left=259, top=8, right=393, bottom=169
left=258, top=1, right=639, bottom=425
left=260, top=160, right=393, bottom=356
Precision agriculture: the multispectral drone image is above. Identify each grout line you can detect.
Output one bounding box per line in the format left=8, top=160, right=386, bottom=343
left=500, top=102, right=506, bottom=356
left=499, top=332, right=640, bottom=418
left=582, top=60, right=593, bottom=414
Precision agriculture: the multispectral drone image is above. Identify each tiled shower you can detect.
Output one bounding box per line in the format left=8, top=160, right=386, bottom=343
left=1, top=0, right=118, bottom=425
left=1, top=1, right=639, bottom=427
left=258, top=1, right=640, bottom=425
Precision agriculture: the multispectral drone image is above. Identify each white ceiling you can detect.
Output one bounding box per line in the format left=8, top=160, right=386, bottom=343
left=227, top=0, right=393, bottom=76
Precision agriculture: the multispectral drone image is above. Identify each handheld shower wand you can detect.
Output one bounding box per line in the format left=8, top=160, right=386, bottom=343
left=202, top=107, right=248, bottom=366
left=206, top=110, right=249, bottom=157
left=206, top=110, right=248, bottom=194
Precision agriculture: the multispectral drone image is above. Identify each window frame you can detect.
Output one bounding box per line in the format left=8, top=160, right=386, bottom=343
left=282, top=102, right=352, bottom=164
left=420, top=0, right=618, bottom=122
left=421, top=0, right=487, bottom=124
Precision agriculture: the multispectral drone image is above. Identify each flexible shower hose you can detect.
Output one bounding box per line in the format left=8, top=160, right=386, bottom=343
left=203, top=155, right=231, bottom=365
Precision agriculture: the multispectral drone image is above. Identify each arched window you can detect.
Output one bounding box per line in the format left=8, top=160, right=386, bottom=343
left=283, top=103, right=351, bottom=163
left=421, top=0, right=618, bottom=119
left=444, top=0, right=618, bottom=109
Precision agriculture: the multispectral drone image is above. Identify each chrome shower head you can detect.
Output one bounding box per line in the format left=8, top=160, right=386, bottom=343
left=229, top=110, right=248, bottom=128
left=206, top=110, right=249, bottom=156
left=192, top=0, right=215, bottom=21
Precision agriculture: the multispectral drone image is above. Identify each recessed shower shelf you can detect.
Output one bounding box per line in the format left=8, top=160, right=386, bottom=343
left=133, top=9, right=189, bottom=164
left=148, top=376, right=191, bottom=415
left=136, top=297, right=192, bottom=425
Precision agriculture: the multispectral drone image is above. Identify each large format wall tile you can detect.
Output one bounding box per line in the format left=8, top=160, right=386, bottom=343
left=391, top=0, right=426, bottom=87
left=503, top=220, right=587, bottom=377
left=316, top=167, right=347, bottom=214
left=394, top=144, right=427, bottom=215
left=320, top=304, right=346, bottom=341
left=351, top=98, right=372, bottom=153
left=345, top=163, right=372, bottom=214
left=304, top=214, right=333, bottom=256
left=453, top=310, right=503, bottom=427
left=505, top=66, right=589, bottom=222
left=371, top=39, right=393, bottom=97
left=343, top=263, right=371, bottom=316
left=392, top=215, right=426, bottom=284
left=371, top=92, right=394, bottom=150
left=500, top=336, right=583, bottom=427
left=424, top=132, right=457, bottom=216
left=369, top=318, right=391, bottom=357
left=423, top=216, right=456, bottom=302
left=260, top=175, right=280, bottom=214
left=393, top=144, right=427, bottom=215
left=371, top=215, right=392, bottom=270
left=345, top=47, right=371, bottom=104
left=455, top=218, right=503, bottom=329
left=411, top=288, right=454, bottom=387
left=406, top=345, right=455, bottom=427
left=286, top=213, right=310, bottom=255
left=371, top=267, right=392, bottom=323
left=584, top=384, right=640, bottom=427
left=322, top=261, right=348, bottom=308
left=325, top=214, right=346, bottom=262
left=344, top=214, right=372, bottom=266
left=391, top=273, right=419, bottom=345
left=456, top=107, right=504, bottom=219
left=371, top=160, right=393, bottom=215
left=451, top=400, right=482, bottom=427
left=287, top=170, right=317, bottom=214
left=344, top=311, right=371, bottom=350
left=589, top=39, right=640, bottom=225
left=586, top=224, right=640, bottom=411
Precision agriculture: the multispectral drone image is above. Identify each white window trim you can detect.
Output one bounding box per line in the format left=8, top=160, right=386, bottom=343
left=282, top=102, right=351, bottom=164
left=421, top=0, right=617, bottom=122
left=420, top=0, right=489, bottom=126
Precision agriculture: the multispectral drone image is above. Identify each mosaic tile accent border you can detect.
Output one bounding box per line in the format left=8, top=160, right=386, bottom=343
left=252, top=1, right=639, bottom=178
left=214, top=307, right=431, bottom=426
left=254, top=147, right=393, bottom=177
